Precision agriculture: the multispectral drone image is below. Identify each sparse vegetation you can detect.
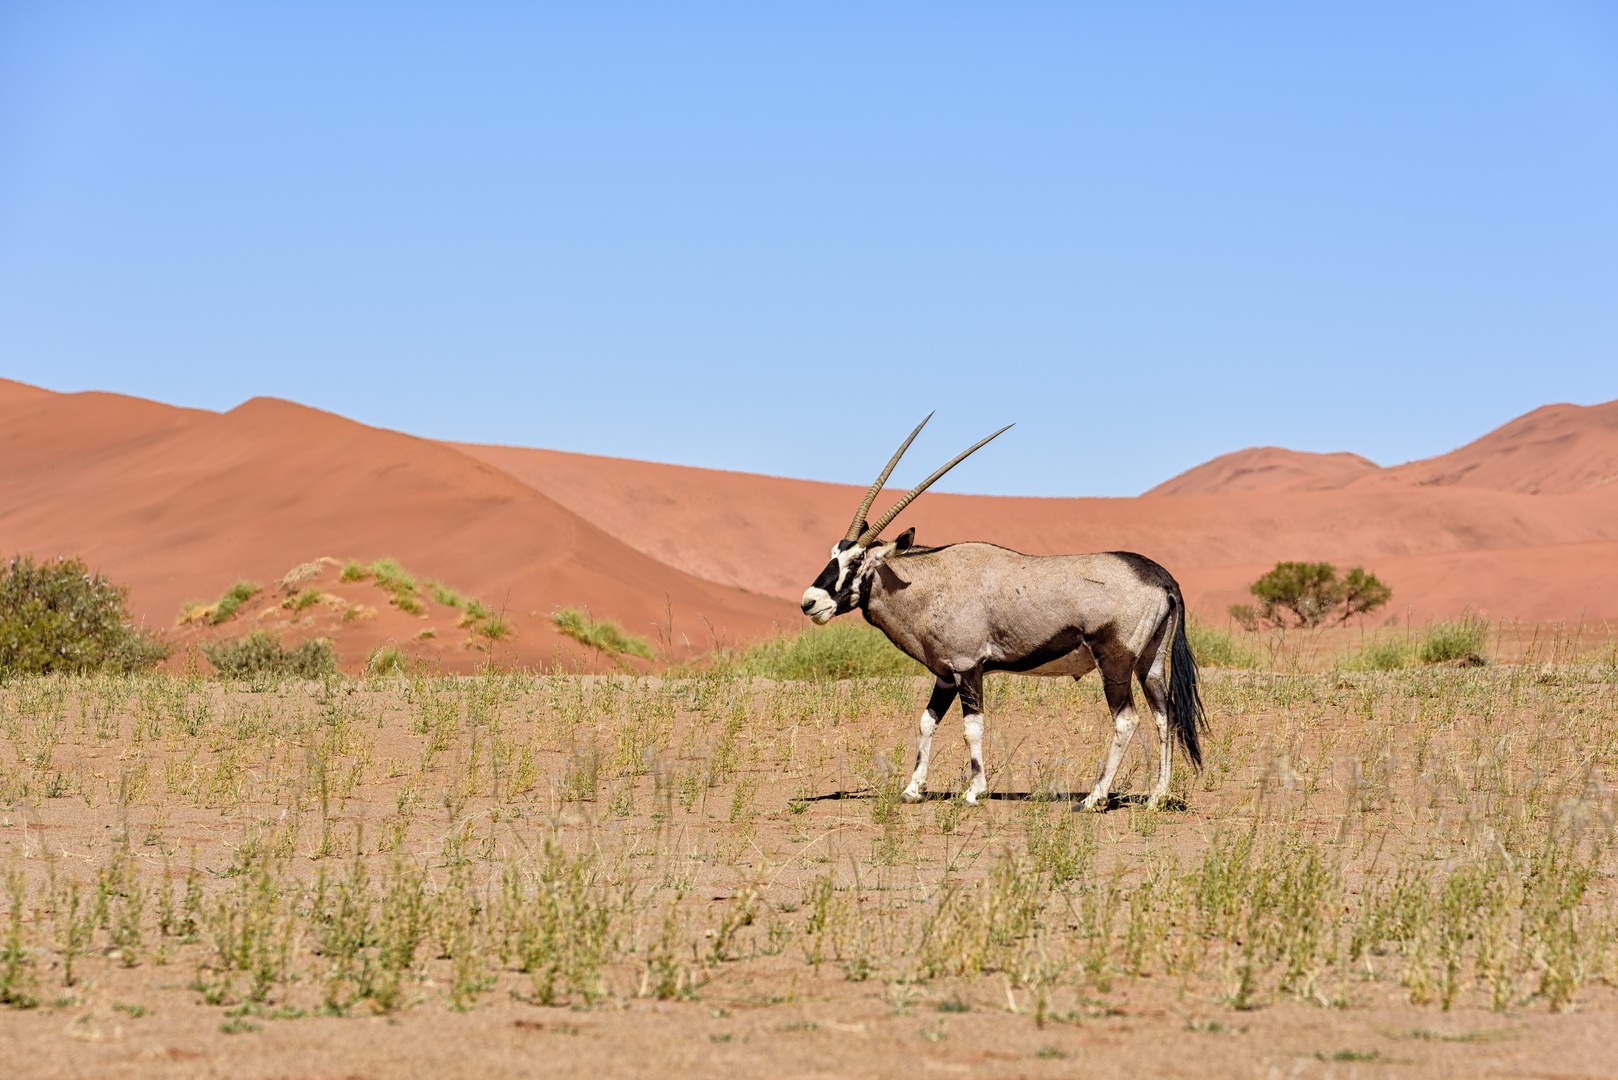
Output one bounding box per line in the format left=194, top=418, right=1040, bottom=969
left=1185, top=619, right=1262, bottom=669
left=0, top=656, right=1611, bottom=1036
left=716, top=622, right=920, bottom=680
left=1418, top=616, right=1490, bottom=666
left=1342, top=635, right=1415, bottom=672
left=200, top=631, right=337, bottom=678
left=366, top=644, right=407, bottom=674
left=340, top=560, right=368, bottom=582
left=552, top=608, right=654, bottom=661
left=0, top=554, right=169, bottom=674
left=210, top=580, right=263, bottom=625
left=369, top=559, right=423, bottom=615
left=1230, top=562, right=1391, bottom=630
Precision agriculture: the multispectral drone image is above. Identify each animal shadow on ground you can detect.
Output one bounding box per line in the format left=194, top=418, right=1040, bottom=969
left=804, top=789, right=1189, bottom=812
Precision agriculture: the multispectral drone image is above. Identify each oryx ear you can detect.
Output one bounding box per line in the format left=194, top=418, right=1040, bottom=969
left=893, top=528, right=916, bottom=552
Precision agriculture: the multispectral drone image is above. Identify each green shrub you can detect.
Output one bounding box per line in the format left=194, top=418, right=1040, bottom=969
left=722, top=622, right=920, bottom=681
left=210, top=580, right=262, bottom=624
left=1238, top=562, right=1391, bottom=629
left=340, top=560, right=368, bottom=582
left=478, top=616, right=511, bottom=641
left=551, top=608, right=655, bottom=660
left=1417, top=618, right=1489, bottom=666
left=0, top=554, right=170, bottom=674
left=290, top=589, right=322, bottom=612
left=1186, top=620, right=1262, bottom=669
left=201, top=631, right=336, bottom=679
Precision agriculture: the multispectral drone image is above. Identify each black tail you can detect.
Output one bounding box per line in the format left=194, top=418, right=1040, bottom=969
left=1166, top=589, right=1208, bottom=769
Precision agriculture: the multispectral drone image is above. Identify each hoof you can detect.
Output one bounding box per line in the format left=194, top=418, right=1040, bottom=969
left=900, top=786, right=924, bottom=804
left=1079, top=795, right=1106, bottom=813
left=961, top=790, right=980, bottom=806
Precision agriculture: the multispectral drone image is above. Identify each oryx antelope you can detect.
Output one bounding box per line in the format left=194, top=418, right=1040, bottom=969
left=800, top=416, right=1207, bottom=810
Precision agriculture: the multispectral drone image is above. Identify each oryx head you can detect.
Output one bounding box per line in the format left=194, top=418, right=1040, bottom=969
left=800, top=414, right=1011, bottom=625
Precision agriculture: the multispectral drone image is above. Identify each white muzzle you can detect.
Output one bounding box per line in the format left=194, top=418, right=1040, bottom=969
left=800, top=587, right=835, bottom=625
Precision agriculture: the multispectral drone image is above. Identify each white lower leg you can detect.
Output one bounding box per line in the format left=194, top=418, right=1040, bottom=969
left=1082, top=707, right=1138, bottom=810
left=961, top=713, right=987, bottom=804
left=1146, top=711, right=1172, bottom=807
left=902, top=712, right=941, bottom=802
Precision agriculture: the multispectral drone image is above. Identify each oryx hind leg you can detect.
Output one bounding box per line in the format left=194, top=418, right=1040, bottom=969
left=1081, top=654, right=1140, bottom=812
left=903, top=676, right=959, bottom=803
left=958, top=668, right=988, bottom=805
left=1137, top=620, right=1174, bottom=810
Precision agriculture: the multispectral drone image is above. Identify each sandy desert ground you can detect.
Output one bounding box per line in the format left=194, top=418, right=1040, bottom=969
left=0, top=658, right=1615, bottom=1079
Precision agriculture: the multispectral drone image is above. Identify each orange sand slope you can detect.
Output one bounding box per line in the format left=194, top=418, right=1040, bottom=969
left=0, top=379, right=793, bottom=671
left=456, top=398, right=1618, bottom=625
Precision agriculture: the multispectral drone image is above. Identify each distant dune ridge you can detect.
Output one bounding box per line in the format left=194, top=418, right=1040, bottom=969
left=0, top=378, right=789, bottom=672
left=3, top=377, right=1616, bottom=671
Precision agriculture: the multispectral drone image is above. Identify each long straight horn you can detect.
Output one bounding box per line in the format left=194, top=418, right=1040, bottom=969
left=845, top=412, right=934, bottom=542
left=857, top=424, right=1013, bottom=546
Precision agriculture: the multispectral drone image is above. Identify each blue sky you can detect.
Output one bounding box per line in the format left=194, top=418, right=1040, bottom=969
left=2, top=3, right=1614, bottom=496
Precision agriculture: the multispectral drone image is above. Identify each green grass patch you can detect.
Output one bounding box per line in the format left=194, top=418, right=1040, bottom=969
left=369, top=559, right=423, bottom=615
left=552, top=608, right=655, bottom=660
left=1186, top=620, right=1262, bottom=669
left=340, top=560, right=368, bottom=582
left=718, top=621, right=920, bottom=680
left=1341, top=635, right=1415, bottom=672
left=1418, top=617, right=1490, bottom=665
left=201, top=631, right=337, bottom=679
left=367, top=644, right=407, bottom=674
left=210, top=580, right=262, bottom=624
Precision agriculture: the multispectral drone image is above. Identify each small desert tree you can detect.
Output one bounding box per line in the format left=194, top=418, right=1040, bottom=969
left=0, top=553, right=170, bottom=674
left=1229, top=561, right=1391, bottom=630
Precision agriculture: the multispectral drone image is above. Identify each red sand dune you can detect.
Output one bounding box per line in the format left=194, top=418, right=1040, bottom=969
left=457, top=398, right=1618, bottom=626
left=1144, top=447, right=1381, bottom=497
left=0, top=379, right=793, bottom=672
left=1145, top=399, right=1618, bottom=498
left=5, top=376, right=1617, bottom=671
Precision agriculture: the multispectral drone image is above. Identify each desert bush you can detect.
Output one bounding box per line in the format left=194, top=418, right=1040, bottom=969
left=340, top=560, right=368, bottom=582
left=722, top=622, right=920, bottom=680
left=210, top=580, right=262, bottom=624
left=1417, top=617, right=1490, bottom=666
left=0, top=554, right=170, bottom=675
left=552, top=608, right=654, bottom=661
left=1186, top=620, right=1262, bottom=669
left=1232, top=562, right=1391, bottom=629
left=201, top=631, right=337, bottom=679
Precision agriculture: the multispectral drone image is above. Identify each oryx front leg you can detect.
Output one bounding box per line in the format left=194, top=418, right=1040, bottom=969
left=1082, top=665, right=1139, bottom=812
left=903, top=677, right=959, bottom=803
left=957, top=669, right=988, bottom=805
